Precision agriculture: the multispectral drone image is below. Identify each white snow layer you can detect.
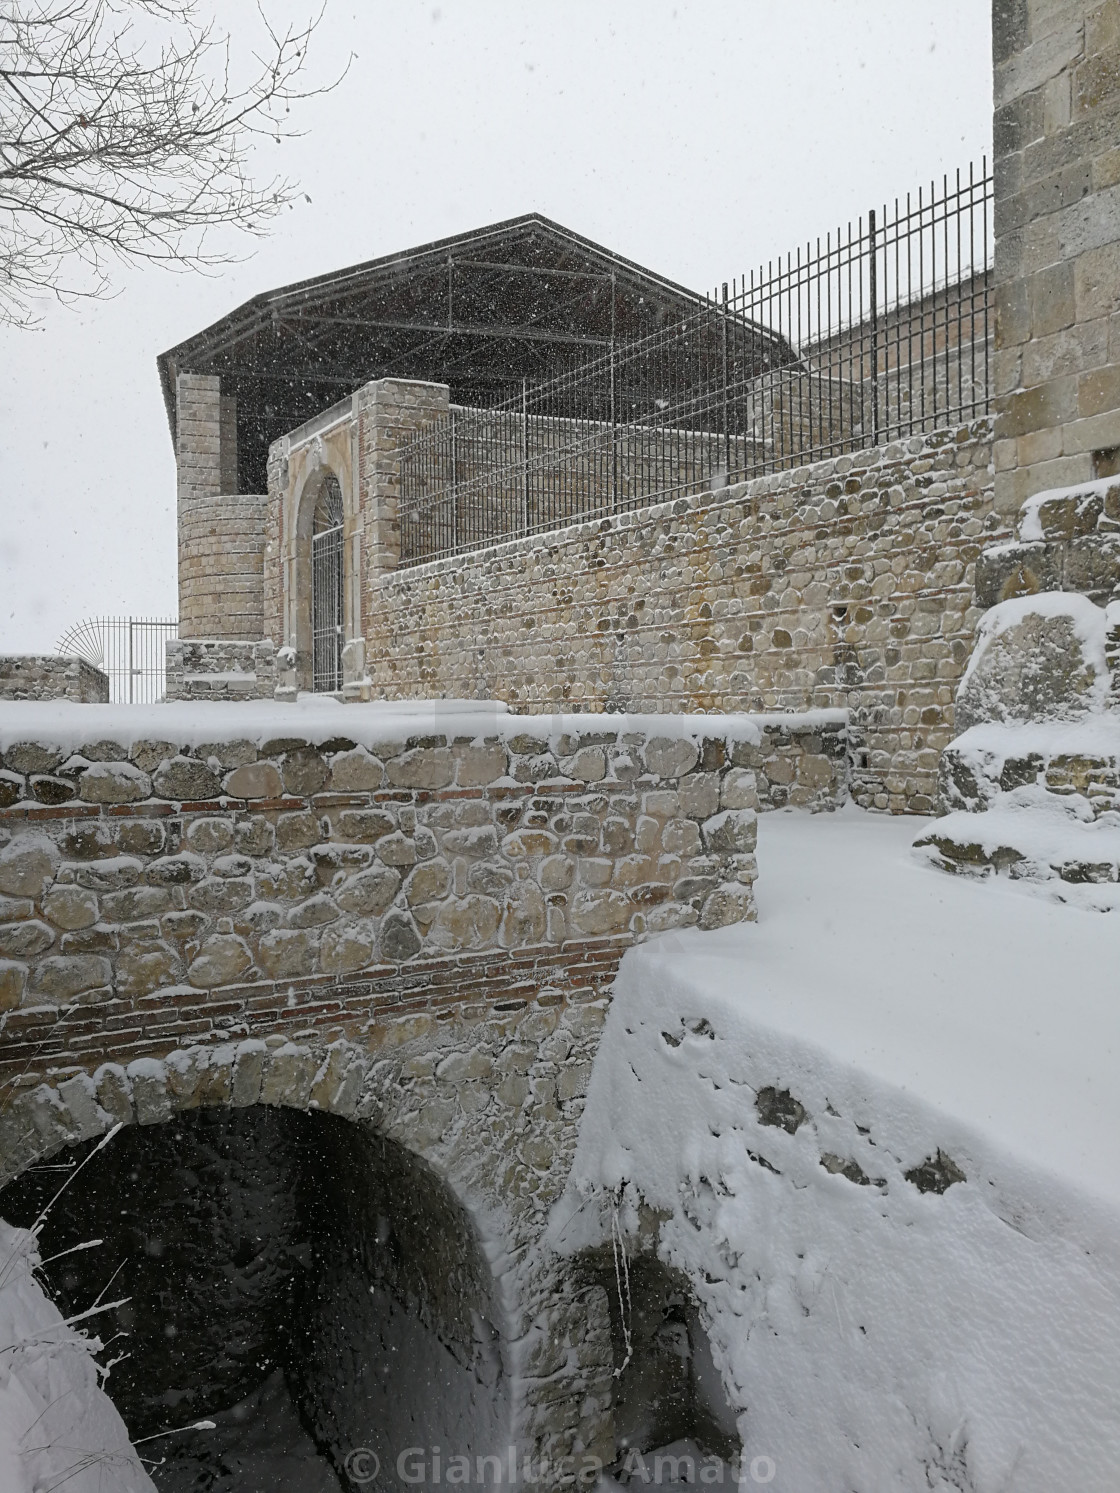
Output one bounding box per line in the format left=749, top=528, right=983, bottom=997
left=0, top=1218, right=154, bottom=1492
left=553, top=808, right=1120, bottom=1493
left=0, top=698, right=834, bottom=755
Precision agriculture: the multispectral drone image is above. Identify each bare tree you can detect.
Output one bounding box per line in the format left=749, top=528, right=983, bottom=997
left=0, top=0, right=337, bottom=323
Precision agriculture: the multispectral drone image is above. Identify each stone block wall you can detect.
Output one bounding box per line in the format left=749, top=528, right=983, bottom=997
left=364, top=421, right=998, bottom=813
left=0, top=717, right=768, bottom=1085
left=993, top=0, right=1120, bottom=515
left=0, top=656, right=109, bottom=703
left=164, top=639, right=277, bottom=701
left=176, top=372, right=267, bottom=641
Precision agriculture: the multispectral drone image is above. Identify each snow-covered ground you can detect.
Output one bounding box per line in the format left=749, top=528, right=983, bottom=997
left=558, top=806, right=1120, bottom=1492
left=0, top=1218, right=154, bottom=1492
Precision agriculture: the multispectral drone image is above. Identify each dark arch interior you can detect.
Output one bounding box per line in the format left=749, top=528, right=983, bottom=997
left=1, top=1106, right=507, bottom=1491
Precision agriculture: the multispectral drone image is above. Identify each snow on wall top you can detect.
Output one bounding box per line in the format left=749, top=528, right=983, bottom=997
left=0, top=697, right=845, bottom=756
left=1018, top=474, right=1120, bottom=541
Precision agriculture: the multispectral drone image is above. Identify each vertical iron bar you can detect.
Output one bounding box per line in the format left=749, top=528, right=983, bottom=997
left=521, top=377, right=529, bottom=533
left=722, top=282, right=730, bottom=477
left=868, top=206, right=879, bottom=445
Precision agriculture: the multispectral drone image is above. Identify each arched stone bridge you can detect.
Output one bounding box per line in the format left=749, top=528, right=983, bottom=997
left=0, top=702, right=845, bottom=1479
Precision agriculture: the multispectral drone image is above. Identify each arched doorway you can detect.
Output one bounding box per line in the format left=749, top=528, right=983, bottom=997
left=311, top=473, right=345, bottom=692
left=1, top=1105, right=509, bottom=1490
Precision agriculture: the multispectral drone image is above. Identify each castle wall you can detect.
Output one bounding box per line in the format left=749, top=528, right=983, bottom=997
left=365, top=421, right=999, bottom=814
left=0, top=657, right=108, bottom=704
left=993, top=0, right=1120, bottom=514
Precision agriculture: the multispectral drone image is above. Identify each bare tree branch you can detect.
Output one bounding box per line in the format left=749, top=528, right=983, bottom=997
left=0, top=0, right=343, bottom=324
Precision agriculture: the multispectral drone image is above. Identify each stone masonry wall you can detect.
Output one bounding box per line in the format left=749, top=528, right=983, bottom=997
left=0, top=716, right=765, bottom=1088
left=0, top=657, right=109, bottom=704
left=993, top=0, right=1120, bottom=515
left=164, top=639, right=277, bottom=701
left=176, top=372, right=267, bottom=641
left=365, top=421, right=999, bottom=814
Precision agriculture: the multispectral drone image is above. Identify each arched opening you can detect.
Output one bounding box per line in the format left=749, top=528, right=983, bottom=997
left=0, top=1105, right=508, bottom=1490
left=311, top=473, right=345, bottom=692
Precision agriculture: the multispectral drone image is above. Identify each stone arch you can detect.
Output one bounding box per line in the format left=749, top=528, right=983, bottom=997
left=290, top=453, right=358, bottom=691
left=0, top=1039, right=516, bottom=1489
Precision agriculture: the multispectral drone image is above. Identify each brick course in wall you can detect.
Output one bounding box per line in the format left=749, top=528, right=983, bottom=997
left=363, top=421, right=1000, bottom=813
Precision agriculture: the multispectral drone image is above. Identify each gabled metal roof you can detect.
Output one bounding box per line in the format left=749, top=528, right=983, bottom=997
left=157, top=212, right=789, bottom=493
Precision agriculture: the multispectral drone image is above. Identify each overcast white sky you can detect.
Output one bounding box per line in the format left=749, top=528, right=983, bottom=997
left=0, top=1, right=992, bottom=653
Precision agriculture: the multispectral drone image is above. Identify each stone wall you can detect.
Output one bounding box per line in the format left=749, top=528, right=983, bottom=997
left=164, top=639, right=277, bottom=701
left=993, top=0, right=1120, bottom=515
left=0, top=714, right=768, bottom=1083
left=0, top=656, right=108, bottom=704
left=364, top=421, right=998, bottom=814
left=176, top=372, right=267, bottom=641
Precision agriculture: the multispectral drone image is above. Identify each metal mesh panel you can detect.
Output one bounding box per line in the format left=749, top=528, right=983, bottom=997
left=56, top=617, right=179, bottom=703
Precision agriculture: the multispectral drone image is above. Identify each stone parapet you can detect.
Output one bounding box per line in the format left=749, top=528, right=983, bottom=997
left=0, top=656, right=109, bottom=703
left=0, top=710, right=777, bottom=1087
left=164, top=638, right=276, bottom=700
left=975, top=473, right=1120, bottom=606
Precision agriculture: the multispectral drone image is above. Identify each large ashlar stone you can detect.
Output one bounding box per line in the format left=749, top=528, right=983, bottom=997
left=30, top=954, right=112, bottom=1001
left=642, top=736, right=700, bottom=778
left=702, top=808, right=758, bottom=854
left=386, top=746, right=454, bottom=789
left=320, top=922, right=375, bottom=974
left=378, top=910, right=422, bottom=962
left=256, top=927, right=318, bottom=979
left=224, top=761, right=283, bottom=799
left=335, top=865, right=400, bottom=916
left=430, top=894, right=501, bottom=949
left=153, top=755, right=221, bottom=800
left=700, top=882, right=754, bottom=929
left=0, top=920, right=54, bottom=959
left=326, top=747, right=385, bottom=792
left=955, top=593, right=1109, bottom=732
left=77, top=761, right=151, bottom=804
left=187, top=934, right=253, bottom=988
left=501, top=881, right=547, bottom=946
left=453, top=743, right=508, bottom=787
left=0, top=836, right=60, bottom=899
left=0, top=960, right=27, bottom=1010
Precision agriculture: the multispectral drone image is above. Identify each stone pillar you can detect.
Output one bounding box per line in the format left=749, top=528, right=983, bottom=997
left=354, top=378, right=449, bottom=605
left=992, top=0, right=1120, bottom=518
left=176, top=373, right=266, bottom=641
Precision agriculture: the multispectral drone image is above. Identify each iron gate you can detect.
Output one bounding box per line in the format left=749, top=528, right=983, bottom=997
left=56, top=617, right=179, bottom=703
left=311, top=476, right=344, bottom=692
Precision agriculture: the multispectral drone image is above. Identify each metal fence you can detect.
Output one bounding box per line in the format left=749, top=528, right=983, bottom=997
left=400, top=161, right=991, bottom=565
left=56, top=617, right=179, bottom=703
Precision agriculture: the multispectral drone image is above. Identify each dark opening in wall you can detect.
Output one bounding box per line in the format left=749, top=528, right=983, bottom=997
left=0, top=1107, right=507, bottom=1491
left=599, top=1255, right=739, bottom=1479
left=1092, top=447, right=1120, bottom=480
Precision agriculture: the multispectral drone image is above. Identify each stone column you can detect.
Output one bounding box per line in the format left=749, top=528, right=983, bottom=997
left=176, top=372, right=266, bottom=641
left=992, top=0, right=1120, bottom=517
left=354, top=378, right=450, bottom=605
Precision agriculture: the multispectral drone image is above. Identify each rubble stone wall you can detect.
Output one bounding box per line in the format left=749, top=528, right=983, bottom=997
left=365, top=421, right=999, bottom=813
left=0, top=656, right=109, bottom=704
left=0, top=719, right=777, bottom=1086
left=164, top=639, right=277, bottom=701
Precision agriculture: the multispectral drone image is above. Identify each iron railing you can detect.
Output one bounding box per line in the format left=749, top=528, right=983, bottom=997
left=56, top=617, right=179, bottom=703
left=400, top=161, right=991, bottom=565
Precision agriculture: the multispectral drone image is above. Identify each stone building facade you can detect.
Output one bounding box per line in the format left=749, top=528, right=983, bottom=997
left=993, top=0, right=1120, bottom=512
